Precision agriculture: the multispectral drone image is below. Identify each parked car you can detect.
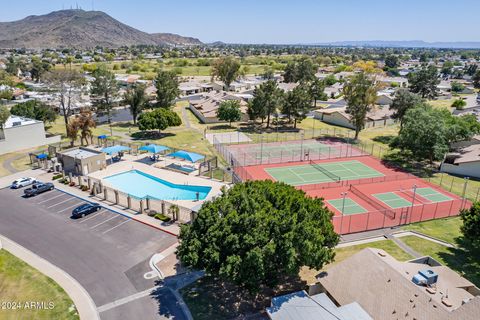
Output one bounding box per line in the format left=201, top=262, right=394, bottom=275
left=71, top=203, right=101, bottom=219
left=11, top=177, right=36, bottom=189
left=23, top=182, right=54, bottom=197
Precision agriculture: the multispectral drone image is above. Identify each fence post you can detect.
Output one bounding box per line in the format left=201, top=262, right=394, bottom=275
left=476, top=188, right=480, bottom=202
left=103, top=187, right=107, bottom=200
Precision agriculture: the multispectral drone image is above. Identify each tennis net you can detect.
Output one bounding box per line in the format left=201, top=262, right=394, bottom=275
left=309, top=160, right=341, bottom=182
left=350, top=185, right=396, bottom=219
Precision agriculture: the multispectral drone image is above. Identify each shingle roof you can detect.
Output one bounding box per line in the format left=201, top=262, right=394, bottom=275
left=318, top=248, right=480, bottom=320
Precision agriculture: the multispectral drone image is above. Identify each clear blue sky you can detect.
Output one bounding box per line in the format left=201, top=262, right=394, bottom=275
left=1, top=0, right=479, bottom=44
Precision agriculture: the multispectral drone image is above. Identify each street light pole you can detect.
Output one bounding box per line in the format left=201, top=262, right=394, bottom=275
left=409, top=185, right=417, bottom=224
left=340, top=192, right=347, bottom=234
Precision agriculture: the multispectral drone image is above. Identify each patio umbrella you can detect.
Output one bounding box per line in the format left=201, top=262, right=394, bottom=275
left=98, top=135, right=108, bottom=140
left=139, top=144, right=170, bottom=154
left=36, top=153, right=48, bottom=160
left=101, top=145, right=131, bottom=155
left=167, top=150, right=204, bottom=163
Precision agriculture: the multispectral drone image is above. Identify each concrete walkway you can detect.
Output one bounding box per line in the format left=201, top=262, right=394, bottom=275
left=2, top=153, right=25, bottom=174
left=181, top=106, right=192, bottom=129
left=0, top=234, right=99, bottom=320
left=386, top=234, right=422, bottom=258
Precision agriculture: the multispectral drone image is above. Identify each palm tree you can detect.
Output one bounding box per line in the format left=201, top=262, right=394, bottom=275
left=124, top=83, right=147, bottom=125
left=76, top=109, right=96, bottom=145
left=66, top=118, right=80, bottom=147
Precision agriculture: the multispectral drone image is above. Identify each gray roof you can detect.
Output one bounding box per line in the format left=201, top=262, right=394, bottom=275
left=266, top=291, right=372, bottom=320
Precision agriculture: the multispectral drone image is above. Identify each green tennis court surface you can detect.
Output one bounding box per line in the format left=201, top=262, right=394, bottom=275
left=265, top=160, right=384, bottom=186
left=373, top=192, right=412, bottom=209
left=328, top=198, right=368, bottom=215
left=411, top=187, right=453, bottom=202
left=250, top=142, right=339, bottom=159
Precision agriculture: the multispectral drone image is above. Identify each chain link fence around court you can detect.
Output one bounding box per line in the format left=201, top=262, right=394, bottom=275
left=331, top=196, right=469, bottom=235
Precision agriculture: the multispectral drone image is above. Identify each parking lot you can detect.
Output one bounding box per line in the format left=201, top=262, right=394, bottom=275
left=0, top=186, right=183, bottom=320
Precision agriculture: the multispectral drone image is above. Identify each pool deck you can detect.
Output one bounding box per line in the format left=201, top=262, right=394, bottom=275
left=88, top=161, right=228, bottom=210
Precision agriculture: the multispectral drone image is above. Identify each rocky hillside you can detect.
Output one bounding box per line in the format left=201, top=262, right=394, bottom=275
left=0, top=10, right=202, bottom=48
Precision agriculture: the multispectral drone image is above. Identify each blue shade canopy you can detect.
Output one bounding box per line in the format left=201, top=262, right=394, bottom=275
left=98, top=135, right=108, bottom=139
left=36, top=153, right=48, bottom=159
left=139, top=144, right=170, bottom=154
left=167, top=150, right=204, bottom=163
left=101, top=145, right=131, bottom=155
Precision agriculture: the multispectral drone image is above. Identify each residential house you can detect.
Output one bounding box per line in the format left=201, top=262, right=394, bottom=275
left=440, top=139, right=480, bottom=179
left=316, top=248, right=480, bottom=320
left=0, top=115, right=61, bottom=155
left=313, top=104, right=395, bottom=129
left=188, top=91, right=249, bottom=123
left=266, top=290, right=372, bottom=320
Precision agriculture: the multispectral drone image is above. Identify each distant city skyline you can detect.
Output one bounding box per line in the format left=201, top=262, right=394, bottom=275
left=1, top=0, right=479, bottom=44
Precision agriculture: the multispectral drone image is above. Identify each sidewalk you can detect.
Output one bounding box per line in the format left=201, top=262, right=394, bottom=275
left=0, top=234, right=99, bottom=320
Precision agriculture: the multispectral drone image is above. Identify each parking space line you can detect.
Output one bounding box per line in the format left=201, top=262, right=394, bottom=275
left=102, top=219, right=131, bottom=234
left=78, top=210, right=107, bottom=223
left=90, top=215, right=120, bottom=230
left=37, top=193, right=65, bottom=204
left=57, top=202, right=84, bottom=213
left=46, top=198, right=75, bottom=209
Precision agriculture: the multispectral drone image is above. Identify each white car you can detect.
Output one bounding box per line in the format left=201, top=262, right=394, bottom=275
left=11, top=177, right=36, bottom=189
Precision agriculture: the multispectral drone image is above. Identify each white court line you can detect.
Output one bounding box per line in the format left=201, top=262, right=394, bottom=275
left=46, top=198, right=75, bottom=209
left=78, top=210, right=106, bottom=223
left=102, top=219, right=131, bottom=234
left=57, top=202, right=84, bottom=213
left=37, top=193, right=65, bottom=204
left=90, top=215, right=120, bottom=230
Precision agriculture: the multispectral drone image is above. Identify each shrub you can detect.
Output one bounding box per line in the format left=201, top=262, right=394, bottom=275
left=69, top=182, right=76, bottom=187
left=52, top=174, right=63, bottom=180
left=154, top=213, right=171, bottom=222
left=81, top=185, right=89, bottom=192
left=147, top=210, right=157, bottom=217
left=452, top=99, right=467, bottom=110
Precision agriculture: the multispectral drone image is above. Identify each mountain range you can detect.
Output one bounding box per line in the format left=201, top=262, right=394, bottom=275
left=314, top=40, right=480, bottom=49
left=0, top=9, right=202, bottom=48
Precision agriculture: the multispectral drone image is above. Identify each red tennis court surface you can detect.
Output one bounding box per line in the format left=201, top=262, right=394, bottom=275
left=235, top=155, right=471, bottom=235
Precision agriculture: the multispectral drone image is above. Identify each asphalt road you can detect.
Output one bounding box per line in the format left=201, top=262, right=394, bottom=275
left=0, top=186, right=184, bottom=320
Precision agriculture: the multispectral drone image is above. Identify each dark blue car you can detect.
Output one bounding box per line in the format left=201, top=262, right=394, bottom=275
left=71, top=203, right=101, bottom=219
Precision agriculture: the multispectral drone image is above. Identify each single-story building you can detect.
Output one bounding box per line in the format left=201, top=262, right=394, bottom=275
left=312, top=105, right=395, bottom=130
left=188, top=91, right=249, bottom=124
left=316, top=248, right=480, bottom=320
left=56, top=147, right=107, bottom=176
left=0, top=115, right=61, bottom=155
left=266, top=290, right=372, bottom=320
left=440, top=143, right=480, bottom=179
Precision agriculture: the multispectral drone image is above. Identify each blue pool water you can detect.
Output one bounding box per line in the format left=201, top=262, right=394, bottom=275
left=103, top=170, right=211, bottom=200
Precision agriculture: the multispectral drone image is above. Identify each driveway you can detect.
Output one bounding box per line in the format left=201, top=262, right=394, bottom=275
left=0, top=187, right=185, bottom=320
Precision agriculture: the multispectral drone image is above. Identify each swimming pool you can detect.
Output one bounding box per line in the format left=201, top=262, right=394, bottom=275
left=103, top=170, right=211, bottom=200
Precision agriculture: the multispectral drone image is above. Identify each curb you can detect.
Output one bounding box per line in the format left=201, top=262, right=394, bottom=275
left=0, top=234, right=99, bottom=320
left=53, top=186, right=179, bottom=237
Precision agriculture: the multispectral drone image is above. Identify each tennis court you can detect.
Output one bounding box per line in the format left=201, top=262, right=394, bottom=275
left=249, top=142, right=338, bottom=160
left=410, top=187, right=453, bottom=202
left=372, top=192, right=413, bottom=209
left=265, top=160, right=384, bottom=186
left=327, top=198, right=368, bottom=215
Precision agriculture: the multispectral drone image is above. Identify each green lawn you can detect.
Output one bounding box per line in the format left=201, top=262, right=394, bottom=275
left=402, top=217, right=462, bottom=244
left=400, top=235, right=480, bottom=287
left=0, top=250, right=78, bottom=320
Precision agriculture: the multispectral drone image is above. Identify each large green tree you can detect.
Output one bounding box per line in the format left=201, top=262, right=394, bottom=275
left=343, top=72, right=379, bottom=140
left=10, top=100, right=57, bottom=124
left=211, top=57, right=241, bottom=90
left=460, top=202, right=480, bottom=247
left=282, top=83, right=312, bottom=128
left=90, top=66, right=119, bottom=136
left=124, top=83, right=147, bottom=124
left=248, top=80, right=284, bottom=128
left=137, top=108, right=181, bottom=133
left=390, top=104, right=449, bottom=162
left=309, top=78, right=328, bottom=107
left=216, top=100, right=242, bottom=126
left=283, top=57, right=317, bottom=83
left=473, top=70, right=480, bottom=89
left=389, top=89, right=423, bottom=130
left=0, top=106, right=10, bottom=127
left=177, top=180, right=339, bottom=293
left=155, top=70, right=180, bottom=108
left=408, top=65, right=440, bottom=99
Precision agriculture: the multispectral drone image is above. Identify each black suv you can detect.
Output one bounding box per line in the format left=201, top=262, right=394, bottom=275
left=71, top=203, right=102, bottom=219
left=24, top=182, right=54, bottom=197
